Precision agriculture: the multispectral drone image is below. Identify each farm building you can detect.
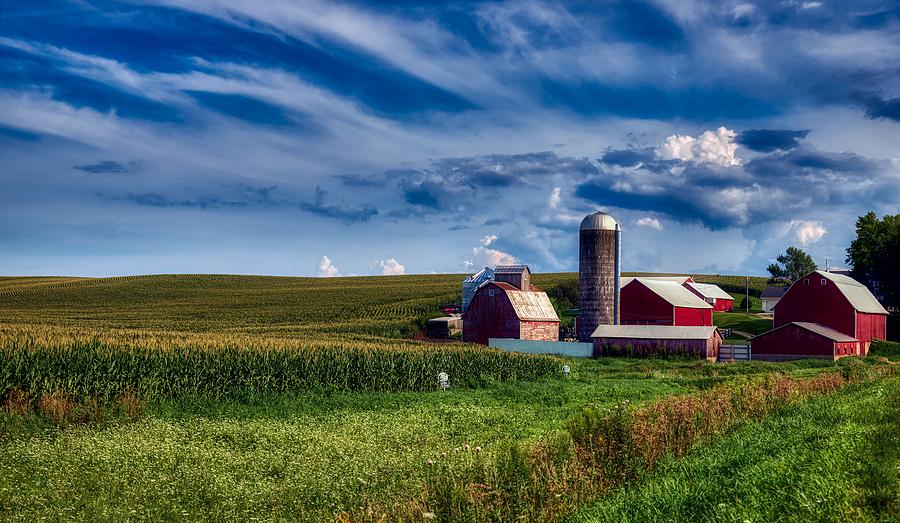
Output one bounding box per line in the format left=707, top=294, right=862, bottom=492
left=494, top=264, right=531, bottom=291
left=620, top=278, right=713, bottom=326
left=462, top=269, right=559, bottom=345
left=761, top=286, right=788, bottom=312
left=591, top=325, right=721, bottom=361
left=425, top=316, right=461, bottom=339
left=751, top=322, right=860, bottom=361
left=752, top=270, right=888, bottom=359
left=462, top=267, right=494, bottom=312
left=685, top=282, right=734, bottom=311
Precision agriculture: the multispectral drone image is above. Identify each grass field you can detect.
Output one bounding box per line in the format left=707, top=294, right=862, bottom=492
left=573, top=376, right=900, bottom=522
left=0, top=273, right=893, bottom=521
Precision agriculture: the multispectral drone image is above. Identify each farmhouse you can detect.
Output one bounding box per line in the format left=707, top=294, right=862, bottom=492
left=591, top=325, right=721, bottom=361
left=685, top=282, right=735, bottom=311
left=761, top=286, right=788, bottom=312
left=620, top=278, right=713, bottom=326
left=462, top=266, right=559, bottom=345
left=752, top=270, right=888, bottom=360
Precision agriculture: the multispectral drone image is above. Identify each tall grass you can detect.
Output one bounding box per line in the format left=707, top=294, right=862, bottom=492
left=0, top=325, right=559, bottom=400
left=405, top=359, right=898, bottom=522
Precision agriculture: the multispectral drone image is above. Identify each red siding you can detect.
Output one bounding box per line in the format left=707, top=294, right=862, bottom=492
left=519, top=321, right=559, bottom=341
left=751, top=323, right=858, bottom=361
left=462, top=284, right=521, bottom=345
left=713, top=298, right=734, bottom=312
left=856, top=312, right=887, bottom=354
left=774, top=277, right=856, bottom=338
left=621, top=282, right=676, bottom=325
left=462, top=283, right=558, bottom=345
left=674, top=306, right=713, bottom=326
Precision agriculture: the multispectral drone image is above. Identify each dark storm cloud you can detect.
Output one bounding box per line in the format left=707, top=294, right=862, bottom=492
left=297, top=186, right=378, bottom=223
left=74, top=160, right=141, bottom=174
left=736, top=129, right=810, bottom=152
left=863, top=96, right=900, bottom=122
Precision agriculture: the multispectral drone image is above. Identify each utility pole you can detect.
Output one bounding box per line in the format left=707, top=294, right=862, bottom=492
left=825, top=256, right=829, bottom=272
left=745, top=276, right=750, bottom=316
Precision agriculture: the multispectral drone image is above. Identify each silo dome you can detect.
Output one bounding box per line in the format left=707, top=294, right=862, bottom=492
left=580, top=211, right=618, bottom=231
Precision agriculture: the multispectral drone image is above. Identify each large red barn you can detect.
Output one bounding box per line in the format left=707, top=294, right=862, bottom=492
left=462, top=277, right=559, bottom=345
left=620, top=278, right=713, bottom=326
left=752, top=271, right=888, bottom=360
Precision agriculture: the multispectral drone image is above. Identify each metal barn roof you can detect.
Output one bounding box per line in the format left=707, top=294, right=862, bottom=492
left=494, top=264, right=531, bottom=274
left=792, top=322, right=858, bottom=342
left=491, top=282, right=560, bottom=321
left=591, top=324, right=719, bottom=340
left=624, top=278, right=713, bottom=309
left=463, top=267, right=495, bottom=283
left=812, top=271, right=888, bottom=314
left=686, top=282, right=733, bottom=300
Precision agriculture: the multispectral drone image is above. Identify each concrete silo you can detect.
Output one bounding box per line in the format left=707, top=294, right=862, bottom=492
left=577, top=211, right=621, bottom=342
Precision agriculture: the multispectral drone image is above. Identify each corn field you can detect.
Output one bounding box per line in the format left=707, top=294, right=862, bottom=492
left=0, top=324, right=559, bottom=399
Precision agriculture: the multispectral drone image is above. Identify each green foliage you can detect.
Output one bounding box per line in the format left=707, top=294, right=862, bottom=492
left=847, top=211, right=900, bottom=309
left=572, top=377, right=900, bottom=522
left=767, top=246, right=818, bottom=283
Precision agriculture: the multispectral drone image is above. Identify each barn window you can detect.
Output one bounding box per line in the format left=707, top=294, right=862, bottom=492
left=820, top=278, right=826, bottom=285
left=803, top=278, right=810, bottom=286
left=488, top=289, right=495, bottom=297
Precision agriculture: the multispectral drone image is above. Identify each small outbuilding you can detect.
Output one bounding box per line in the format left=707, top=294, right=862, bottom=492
left=750, top=322, right=859, bottom=361
left=685, top=282, right=735, bottom=311
left=591, top=325, right=722, bottom=361
left=620, top=278, right=713, bottom=326
left=761, top=286, right=788, bottom=312
left=426, top=316, right=462, bottom=339
left=462, top=278, right=559, bottom=345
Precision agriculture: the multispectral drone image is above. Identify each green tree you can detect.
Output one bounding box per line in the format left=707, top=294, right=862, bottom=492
left=767, top=246, right=817, bottom=283
left=846, top=212, right=900, bottom=309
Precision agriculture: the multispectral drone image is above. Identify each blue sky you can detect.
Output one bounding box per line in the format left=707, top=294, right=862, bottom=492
left=1, top=0, right=899, bottom=277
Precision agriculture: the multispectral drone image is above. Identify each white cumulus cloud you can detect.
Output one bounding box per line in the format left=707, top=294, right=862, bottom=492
left=547, top=187, right=561, bottom=208
left=732, top=3, right=756, bottom=20
left=317, top=255, right=340, bottom=277
left=480, top=234, right=498, bottom=247
left=656, top=127, right=741, bottom=166
left=465, top=234, right=517, bottom=269
left=792, top=220, right=827, bottom=245
left=376, top=257, right=406, bottom=275
left=636, top=217, right=663, bottom=230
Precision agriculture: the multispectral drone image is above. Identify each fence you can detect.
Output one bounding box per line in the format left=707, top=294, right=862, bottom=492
left=718, top=344, right=751, bottom=361
left=488, top=338, right=594, bottom=358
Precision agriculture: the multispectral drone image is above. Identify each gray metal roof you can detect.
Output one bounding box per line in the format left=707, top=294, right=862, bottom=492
left=463, top=267, right=494, bottom=283
left=591, top=324, right=719, bottom=340
left=624, top=278, right=713, bottom=309
left=761, top=286, right=788, bottom=299
left=580, top=211, right=618, bottom=231
left=492, top=282, right=560, bottom=321
left=494, top=264, right=530, bottom=274
left=686, top=282, right=733, bottom=300
left=792, top=322, right=858, bottom=342
left=812, top=271, right=888, bottom=314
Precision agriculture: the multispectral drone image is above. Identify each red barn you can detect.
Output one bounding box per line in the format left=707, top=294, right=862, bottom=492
left=752, top=271, right=887, bottom=360
left=771, top=270, right=887, bottom=355
left=462, top=279, right=559, bottom=345
left=620, top=278, right=713, bottom=326
left=751, top=322, right=860, bottom=361
left=684, top=282, right=735, bottom=311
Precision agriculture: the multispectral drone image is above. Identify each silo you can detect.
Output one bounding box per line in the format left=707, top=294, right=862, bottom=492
left=577, top=211, right=621, bottom=342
